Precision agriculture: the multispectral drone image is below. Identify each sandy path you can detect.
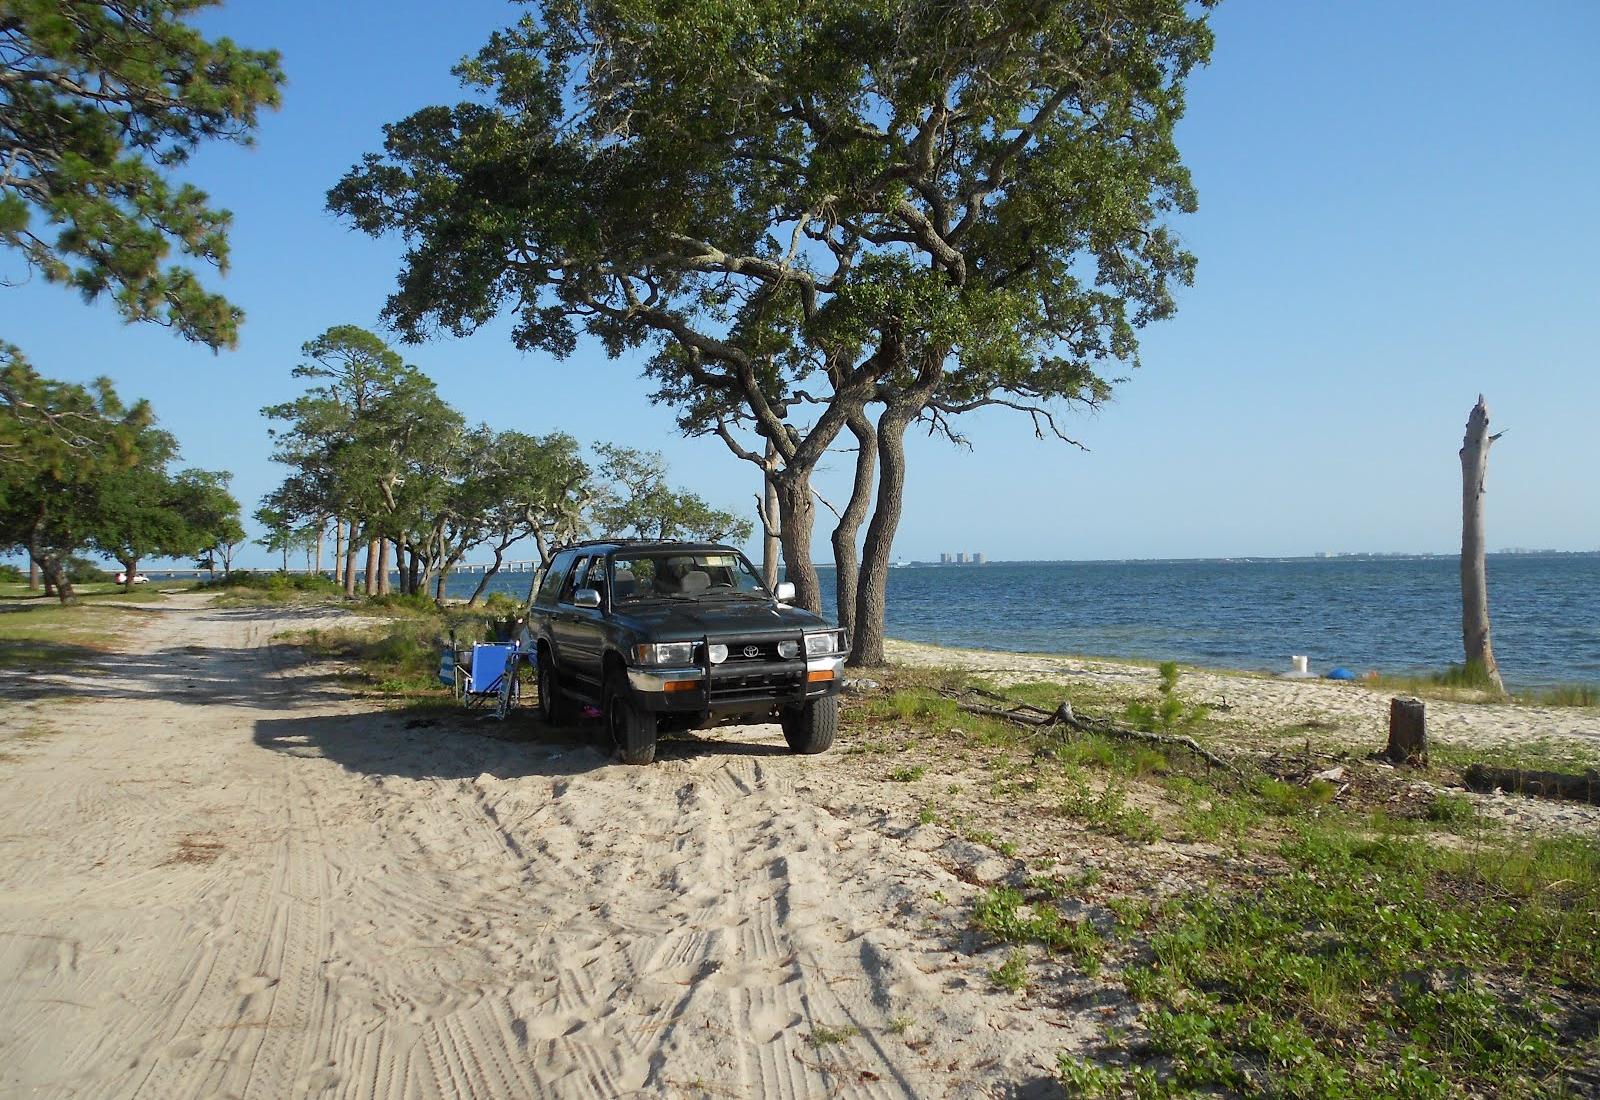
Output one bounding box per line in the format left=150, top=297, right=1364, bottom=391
left=0, top=599, right=1083, bottom=1099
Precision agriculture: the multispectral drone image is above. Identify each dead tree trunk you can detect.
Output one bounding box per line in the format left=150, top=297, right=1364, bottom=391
left=1385, top=696, right=1427, bottom=764
left=1463, top=764, right=1600, bottom=805
left=831, top=404, right=876, bottom=642
left=1460, top=396, right=1505, bottom=694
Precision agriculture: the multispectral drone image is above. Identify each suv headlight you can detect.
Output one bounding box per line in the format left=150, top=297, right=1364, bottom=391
left=635, top=642, right=695, bottom=666
left=803, top=630, right=846, bottom=657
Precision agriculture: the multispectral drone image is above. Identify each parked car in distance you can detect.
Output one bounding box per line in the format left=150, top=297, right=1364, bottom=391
left=520, top=540, right=848, bottom=764
left=115, top=572, right=149, bottom=585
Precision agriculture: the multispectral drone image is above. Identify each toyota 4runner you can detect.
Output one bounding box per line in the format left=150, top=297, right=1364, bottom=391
left=520, top=540, right=848, bottom=764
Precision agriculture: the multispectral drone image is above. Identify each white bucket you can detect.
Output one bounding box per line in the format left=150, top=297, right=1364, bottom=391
left=1291, top=655, right=1309, bottom=675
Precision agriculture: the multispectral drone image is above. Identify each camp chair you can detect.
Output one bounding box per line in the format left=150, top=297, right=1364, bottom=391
left=441, top=636, right=522, bottom=719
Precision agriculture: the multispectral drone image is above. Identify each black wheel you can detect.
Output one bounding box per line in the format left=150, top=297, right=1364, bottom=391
left=605, top=673, right=657, bottom=765
left=781, top=695, right=838, bottom=754
left=537, top=649, right=575, bottom=725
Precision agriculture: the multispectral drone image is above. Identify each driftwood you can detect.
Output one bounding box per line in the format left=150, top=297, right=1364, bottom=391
left=1462, top=764, right=1600, bottom=806
left=937, top=687, right=1235, bottom=771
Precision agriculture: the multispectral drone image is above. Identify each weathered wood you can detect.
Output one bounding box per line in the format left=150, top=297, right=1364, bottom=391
left=1463, top=764, right=1600, bottom=806
left=1385, top=696, right=1427, bottom=764
left=937, top=688, right=1235, bottom=771
left=1460, top=396, right=1506, bottom=694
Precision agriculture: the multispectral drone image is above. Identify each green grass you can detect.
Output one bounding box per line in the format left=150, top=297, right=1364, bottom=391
left=805, top=1024, right=858, bottom=1047
left=0, top=602, right=147, bottom=671
left=279, top=598, right=521, bottom=699
left=1092, top=826, right=1600, bottom=1098
left=973, top=886, right=1106, bottom=975
left=989, top=947, right=1030, bottom=992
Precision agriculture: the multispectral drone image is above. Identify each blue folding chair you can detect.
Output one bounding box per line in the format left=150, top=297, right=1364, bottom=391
left=443, top=639, right=522, bottom=719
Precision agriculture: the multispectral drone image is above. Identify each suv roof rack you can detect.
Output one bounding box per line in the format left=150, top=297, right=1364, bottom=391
left=551, top=537, right=736, bottom=552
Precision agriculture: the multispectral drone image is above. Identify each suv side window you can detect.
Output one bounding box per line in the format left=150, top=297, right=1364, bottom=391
left=534, top=550, right=577, bottom=608
left=558, top=556, right=593, bottom=605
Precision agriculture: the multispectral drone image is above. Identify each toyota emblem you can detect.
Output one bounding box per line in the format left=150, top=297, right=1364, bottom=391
left=742, top=645, right=761, bottom=658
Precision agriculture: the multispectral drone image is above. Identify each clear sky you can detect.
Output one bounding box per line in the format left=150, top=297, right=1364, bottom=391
left=6, top=0, right=1597, bottom=568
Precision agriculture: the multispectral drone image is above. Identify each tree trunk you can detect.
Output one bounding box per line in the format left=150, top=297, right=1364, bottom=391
left=313, top=521, right=324, bottom=577
left=121, top=558, right=138, bottom=593
left=280, top=543, right=289, bottom=573
left=850, top=406, right=913, bottom=667
left=772, top=467, right=822, bottom=613
left=831, top=404, right=876, bottom=640
left=343, top=532, right=360, bottom=596
left=467, top=546, right=507, bottom=606
left=363, top=540, right=378, bottom=595
left=378, top=540, right=393, bottom=595
left=1460, top=396, right=1505, bottom=694
left=408, top=546, right=421, bottom=595
left=28, top=558, right=39, bottom=591
left=760, top=439, right=780, bottom=590
left=333, top=520, right=346, bottom=580
left=37, top=555, right=72, bottom=604
left=1385, top=696, right=1427, bottom=764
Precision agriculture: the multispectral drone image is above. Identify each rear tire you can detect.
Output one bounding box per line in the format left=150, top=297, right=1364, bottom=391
left=537, top=650, right=575, bottom=725
left=605, top=674, right=658, bottom=765
left=781, top=695, right=837, bottom=754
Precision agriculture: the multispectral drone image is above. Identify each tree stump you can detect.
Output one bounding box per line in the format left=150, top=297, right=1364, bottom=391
left=1386, top=697, right=1427, bottom=764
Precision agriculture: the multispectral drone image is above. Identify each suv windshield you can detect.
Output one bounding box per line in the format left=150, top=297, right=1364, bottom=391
left=610, top=551, right=768, bottom=603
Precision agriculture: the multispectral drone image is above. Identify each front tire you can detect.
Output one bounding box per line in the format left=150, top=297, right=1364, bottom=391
left=605, top=674, right=658, bottom=765
left=781, top=695, right=837, bottom=754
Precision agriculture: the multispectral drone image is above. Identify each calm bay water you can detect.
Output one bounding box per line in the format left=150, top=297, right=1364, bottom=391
left=443, top=554, right=1600, bottom=689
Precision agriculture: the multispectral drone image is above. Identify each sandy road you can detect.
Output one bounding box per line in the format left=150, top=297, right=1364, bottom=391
left=0, top=599, right=1082, bottom=1099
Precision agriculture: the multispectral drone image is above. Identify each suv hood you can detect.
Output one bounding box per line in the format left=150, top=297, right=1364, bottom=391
left=614, top=600, right=827, bottom=641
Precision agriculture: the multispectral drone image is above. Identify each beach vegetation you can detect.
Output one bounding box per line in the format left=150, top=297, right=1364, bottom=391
left=804, top=1024, right=857, bottom=1048
left=989, top=948, right=1030, bottom=993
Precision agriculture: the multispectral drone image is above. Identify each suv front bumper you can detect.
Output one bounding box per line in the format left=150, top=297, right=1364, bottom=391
left=627, top=654, right=846, bottom=714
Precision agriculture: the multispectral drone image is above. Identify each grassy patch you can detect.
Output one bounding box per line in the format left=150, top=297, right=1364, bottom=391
left=989, top=947, right=1030, bottom=992
left=805, top=1023, right=858, bottom=1047
left=204, top=571, right=345, bottom=606
left=1106, top=827, right=1600, bottom=1098
left=973, top=885, right=1106, bottom=975
left=0, top=602, right=145, bottom=671
left=278, top=599, right=522, bottom=700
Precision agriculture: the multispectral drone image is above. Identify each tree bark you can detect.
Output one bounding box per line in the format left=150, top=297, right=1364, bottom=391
left=759, top=438, right=780, bottom=590
left=333, top=520, right=345, bottom=580
left=120, top=558, right=138, bottom=593
left=313, top=521, right=324, bottom=577
left=772, top=468, right=822, bottom=613
left=831, top=404, right=877, bottom=640
left=1463, top=764, right=1600, bottom=805
left=378, top=540, right=393, bottom=595
left=28, top=558, right=39, bottom=591
left=363, top=539, right=378, bottom=595
left=850, top=405, right=913, bottom=666
left=1460, top=396, right=1505, bottom=694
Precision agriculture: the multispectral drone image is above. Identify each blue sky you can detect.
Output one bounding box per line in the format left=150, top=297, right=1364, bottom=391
left=6, top=0, right=1597, bottom=567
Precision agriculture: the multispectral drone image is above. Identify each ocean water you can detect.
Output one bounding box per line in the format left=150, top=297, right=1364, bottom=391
left=442, top=554, right=1600, bottom=689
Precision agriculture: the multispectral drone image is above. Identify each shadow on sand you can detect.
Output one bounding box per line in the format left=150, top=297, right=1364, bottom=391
left=251, top=707, right=794, bottom=781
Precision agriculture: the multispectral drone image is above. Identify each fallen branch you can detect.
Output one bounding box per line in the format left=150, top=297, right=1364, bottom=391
left=936, top=688, right=1235, bottom=771
left=1462, top=764, right=1600, bottom=806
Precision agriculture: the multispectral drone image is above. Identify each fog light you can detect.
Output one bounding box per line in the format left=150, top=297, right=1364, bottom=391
left=708, top=644, right=728, bottom=664
left=777, top=640, right=800, bottom=659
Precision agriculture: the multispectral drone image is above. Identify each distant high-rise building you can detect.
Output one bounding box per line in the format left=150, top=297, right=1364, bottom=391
left=973, top=552, right=986, bottom=565
left=939, top=552, right=951, bottom=564
left=956, top=552, right=969, bottom=564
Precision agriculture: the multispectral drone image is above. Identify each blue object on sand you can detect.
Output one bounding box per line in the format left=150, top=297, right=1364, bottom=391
left=1326, top=667, right=1357, bottom=680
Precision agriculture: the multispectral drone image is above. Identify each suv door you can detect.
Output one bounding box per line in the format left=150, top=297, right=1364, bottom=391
left=551, top=555, right=608, bottom=694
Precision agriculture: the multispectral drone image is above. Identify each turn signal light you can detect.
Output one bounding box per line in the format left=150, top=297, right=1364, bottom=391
left=806, top=669, right=835, bottom=683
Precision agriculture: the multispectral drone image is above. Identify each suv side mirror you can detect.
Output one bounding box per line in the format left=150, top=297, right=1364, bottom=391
left=774, top=581, right=796, bottom=602
left=573, top=588, right=601, bottom=609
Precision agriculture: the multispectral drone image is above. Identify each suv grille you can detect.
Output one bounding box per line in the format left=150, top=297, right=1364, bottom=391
left=697, top=639, right=788, bottom=663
